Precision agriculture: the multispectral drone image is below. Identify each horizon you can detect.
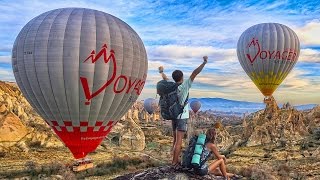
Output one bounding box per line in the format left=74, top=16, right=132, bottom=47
left=0, top=0, right=319, bottom=104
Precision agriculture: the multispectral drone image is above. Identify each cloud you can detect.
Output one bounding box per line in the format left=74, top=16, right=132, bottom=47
left=0, top=67, right=15, bottom=81
left=1, top=0, right=319, bottom=104
left=295, top=20, right=320, bottom=46
left=148, top=45, right=235, bottom=60
left=0, top=56, right=11, bottom=63
left=299, top=48, right=320, bottom=62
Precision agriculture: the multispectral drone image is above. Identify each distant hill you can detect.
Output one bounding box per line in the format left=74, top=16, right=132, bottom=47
left=189, top=98, right=318, bottom=115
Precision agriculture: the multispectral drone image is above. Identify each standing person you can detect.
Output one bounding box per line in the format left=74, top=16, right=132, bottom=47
left=159, top=56, right=208, bottom=168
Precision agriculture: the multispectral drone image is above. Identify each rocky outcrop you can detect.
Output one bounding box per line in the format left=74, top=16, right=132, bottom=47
left=244, top=97, right=316, bottom=147
left=0, top=81, right=64, bottom=151
left=215, top=126, right=234, bottom=151
left=114, top=165, right=236, bottom=180
left=0, top=112, right=28, bottom=143
left=106, top=111, right=146, bottom=151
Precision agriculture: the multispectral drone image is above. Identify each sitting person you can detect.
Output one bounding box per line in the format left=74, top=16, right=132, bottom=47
left=184, top=128, right=235, bottom=179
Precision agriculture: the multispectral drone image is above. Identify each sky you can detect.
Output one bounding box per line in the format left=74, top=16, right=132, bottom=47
left=0, top=0, right=319, bottom=105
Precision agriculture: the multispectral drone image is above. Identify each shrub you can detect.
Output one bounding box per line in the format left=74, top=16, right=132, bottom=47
left=0, top=151, right=5, bottom=158
left=39, top=161, right=67, bottom=176
left=279, top=138, right=287, bottom=148
left=300, top=140, right=309, bottom=150
left=146, top=142, right=159, bottom=150
left=28, top=141, right=42, bottom=149
left=25, top=161, right=38, bottom=176
left=57, top=168, right=76, bottom=180
left=291, top=171, right=305, bottom=180
left=313, top=128, right=320, bottom=140
left=277, top=164, right=291, bottom=177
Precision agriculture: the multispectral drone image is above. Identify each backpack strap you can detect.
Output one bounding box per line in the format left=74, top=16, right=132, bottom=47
left=184, top=93, right=189, bottom=106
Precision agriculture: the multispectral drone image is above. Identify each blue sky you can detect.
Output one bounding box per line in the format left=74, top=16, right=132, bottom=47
left=0, top=0, right=319, bottom=104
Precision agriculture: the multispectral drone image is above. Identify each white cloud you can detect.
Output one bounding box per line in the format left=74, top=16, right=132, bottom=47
left=148, top=45, right=235, bottom=60
left=0, top=56, right=11, bottom=63
left=0, top=67, right=15, bottom=81
left=295, top=20, right=320, bottom=46
left=1, top=0, right=319, bottom=104
left=299, top=48, right=320, bottom=62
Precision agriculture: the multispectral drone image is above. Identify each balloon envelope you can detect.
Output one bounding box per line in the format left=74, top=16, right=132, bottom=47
left=237, top=23, right=300, bottom=97
left=144, top=98, right=157, bottom=114
left=12, top=8, right=148, bottom=159
left=190, top=100, right=201, bottom=113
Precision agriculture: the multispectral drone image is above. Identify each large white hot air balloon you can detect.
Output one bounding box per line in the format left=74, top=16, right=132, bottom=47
left=237, top=23, right=300, bottom=98
left=12, top=8, right=148, bottom=159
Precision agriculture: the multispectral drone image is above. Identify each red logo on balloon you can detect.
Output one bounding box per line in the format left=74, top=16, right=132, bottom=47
left=80, top=44, right=145, bottom=105
left=246, top=38, right=297, bottom=65
left=246, top=38, right=261, bottom=64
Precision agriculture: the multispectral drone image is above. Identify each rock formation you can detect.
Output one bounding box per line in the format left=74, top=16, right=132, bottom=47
left=244, top=97, right=316, bottom=147
left=106, top=110, right=146, bottom=151
left=0, top=81, right=64, bottom=151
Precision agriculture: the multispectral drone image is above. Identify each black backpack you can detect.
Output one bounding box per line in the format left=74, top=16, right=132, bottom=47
left=182, top=134, right=209, bottom=169
left=156, top=80, right=188, bottom=120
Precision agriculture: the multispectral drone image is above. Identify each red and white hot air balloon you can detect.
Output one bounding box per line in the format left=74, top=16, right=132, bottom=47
left=12, top=8, right=148, bottom=159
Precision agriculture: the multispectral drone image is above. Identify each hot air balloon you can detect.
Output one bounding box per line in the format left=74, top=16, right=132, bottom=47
left=144, top=98, right=157, bottom=114
left=190, top=100, right=201, bottom=113
left=237, top=23, right=300, bottom=100
left=11, top=8, right=148, bottom=160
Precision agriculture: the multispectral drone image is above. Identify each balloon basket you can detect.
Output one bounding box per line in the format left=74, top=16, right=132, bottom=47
left=263, top=97, right=272, bottom=104
left=72, top=158, right=94, bottom=172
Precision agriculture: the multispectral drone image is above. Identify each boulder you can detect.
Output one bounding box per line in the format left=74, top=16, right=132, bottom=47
left=0, top=112, right=28, bottom=142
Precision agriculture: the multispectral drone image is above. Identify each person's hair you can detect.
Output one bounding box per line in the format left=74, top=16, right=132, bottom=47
left=172, top=70, right=183, bottom=82
left=206, top=128, right=216, bottom=143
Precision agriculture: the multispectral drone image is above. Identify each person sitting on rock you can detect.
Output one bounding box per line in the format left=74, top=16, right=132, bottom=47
left=192, top=128, right=235, bottom=179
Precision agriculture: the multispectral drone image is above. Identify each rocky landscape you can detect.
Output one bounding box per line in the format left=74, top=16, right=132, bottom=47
left=0, top=80, right=319, bottom=179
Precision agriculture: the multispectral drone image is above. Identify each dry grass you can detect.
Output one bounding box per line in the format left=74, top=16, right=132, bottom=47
left=238, top=165, right=277, bottom=180
left=77, top=155, right=163, bottom=178
left=0, top=160, right=75, bottom=179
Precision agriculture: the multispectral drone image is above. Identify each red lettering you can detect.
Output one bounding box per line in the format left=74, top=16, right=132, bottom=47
left=292, top=52, right=297, bottom=61
left=84, top=44, right=115, bottom=64
left=260, top=51, right=268, bottom=59
left=268, top=51, right=275, bottom=59
left=287, top=51, right=293, bottom=61
left=245, top=39, right=298, bottom=64
left=80, top=43, right=147, bottom=104
left=134, top=80, right=142, bottom=95
left=81, top=45, right=117, bottom=105
left=137, top=81, right=145, bottom=95
left=113, top=75, right=128, bottom=93
left=134, top=80, right=145, bottom=95
left=282, top=51, right=288, bottom=60
left=126, top=78, right=137, bottom=93
left=275, top=51, right=281, bottom=59
left=246, top=38, right=261, bottom=63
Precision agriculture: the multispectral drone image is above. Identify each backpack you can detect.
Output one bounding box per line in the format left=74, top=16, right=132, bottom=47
left=156, top=80, right=188, bottom=120
left=182, top=134, right=208, bottom=169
